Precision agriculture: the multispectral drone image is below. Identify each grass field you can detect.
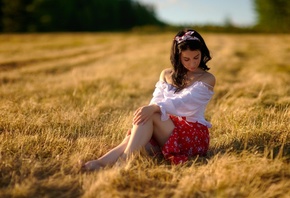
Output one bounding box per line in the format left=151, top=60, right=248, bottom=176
left=0, top=32, right=289, bottom=198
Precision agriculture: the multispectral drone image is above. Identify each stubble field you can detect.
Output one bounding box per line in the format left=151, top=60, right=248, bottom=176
left=0, top=31, right=289, bottom=198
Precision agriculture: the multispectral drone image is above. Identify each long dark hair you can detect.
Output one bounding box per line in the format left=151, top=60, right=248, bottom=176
left=170, top=28, right=212, bottom=92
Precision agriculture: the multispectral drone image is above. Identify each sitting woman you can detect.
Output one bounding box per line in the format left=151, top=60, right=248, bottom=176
left=81, top=28, right=215, bottom=171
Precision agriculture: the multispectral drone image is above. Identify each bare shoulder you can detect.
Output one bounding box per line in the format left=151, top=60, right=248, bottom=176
left=202, top=72, right=216, bottom=88
left=159, top=68, right=173, bottom=82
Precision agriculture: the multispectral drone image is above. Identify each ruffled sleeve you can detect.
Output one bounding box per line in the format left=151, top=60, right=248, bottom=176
left=149, top=81, right=166, bottom=105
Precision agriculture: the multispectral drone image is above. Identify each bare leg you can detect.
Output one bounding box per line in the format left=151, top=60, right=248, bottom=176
left=121, top=113, right=175, bottom=159
left=82, top=113, right=175, bottom=171
left=82, top=135, right=130, bottom=171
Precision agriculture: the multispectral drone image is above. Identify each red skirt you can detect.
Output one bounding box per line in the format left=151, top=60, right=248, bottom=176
left=126, top=115, right=210, bottom=165
left=161, top=115, right=209, bottom=165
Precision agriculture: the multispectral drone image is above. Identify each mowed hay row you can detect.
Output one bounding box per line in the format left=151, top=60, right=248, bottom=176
left=0, top=32, right=290, bottom=198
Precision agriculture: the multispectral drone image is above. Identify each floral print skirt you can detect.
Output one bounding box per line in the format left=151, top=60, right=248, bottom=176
left=161, top=115, right=209, bottom=165
left=126, top=115, right=210, bottom=165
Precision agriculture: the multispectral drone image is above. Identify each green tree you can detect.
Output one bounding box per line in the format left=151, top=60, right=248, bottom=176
left=0, top=0, right=2, bottom=31
left=254, top=0, right=290, bottom=32
left=1, top=0, right=35, bottom=32
left=0, top=0, right=164, bottom=32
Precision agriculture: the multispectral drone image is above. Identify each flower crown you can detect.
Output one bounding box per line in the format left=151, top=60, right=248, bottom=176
left=174, top=31, right=200, bottom=44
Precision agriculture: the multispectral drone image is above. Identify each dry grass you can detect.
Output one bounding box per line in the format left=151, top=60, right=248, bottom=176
left=0, top=32, right=289, bottom=198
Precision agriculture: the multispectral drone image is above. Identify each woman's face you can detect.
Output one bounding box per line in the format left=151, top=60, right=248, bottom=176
left=180, top=49, right=201, bottom=72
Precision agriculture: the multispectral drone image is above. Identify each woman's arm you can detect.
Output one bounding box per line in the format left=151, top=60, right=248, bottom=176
left=202, top=72, right=216, bottom=91
left=132, top=104, right=161, bottom=125
left=149, top=68, right=172, bottom=105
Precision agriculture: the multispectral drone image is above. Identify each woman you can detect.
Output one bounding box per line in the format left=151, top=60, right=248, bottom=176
left=82, top=29, right=215, bottom=171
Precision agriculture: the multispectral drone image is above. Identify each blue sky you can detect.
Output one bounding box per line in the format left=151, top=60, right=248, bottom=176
left=135, top=0, right=256, bottom=26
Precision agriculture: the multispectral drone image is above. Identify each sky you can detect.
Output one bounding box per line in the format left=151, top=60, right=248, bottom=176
left=135, top=0, right=256, bottom=26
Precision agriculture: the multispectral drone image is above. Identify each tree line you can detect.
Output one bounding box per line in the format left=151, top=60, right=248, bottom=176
left=0, top=0, right=289, bottom=33
left=0, top=0, right=165, bottom=32
left=254, top=0, right=290, bottom=32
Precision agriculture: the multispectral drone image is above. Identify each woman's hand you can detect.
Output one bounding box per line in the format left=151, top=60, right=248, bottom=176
left=133, top=104, right=160, bottom=125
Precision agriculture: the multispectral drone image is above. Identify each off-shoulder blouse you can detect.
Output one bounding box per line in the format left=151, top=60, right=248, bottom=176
left=149, top=81, right=214, bottom=128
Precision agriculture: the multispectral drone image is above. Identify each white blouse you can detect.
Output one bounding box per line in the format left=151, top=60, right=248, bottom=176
left=149, top=81, right=214, bottom=128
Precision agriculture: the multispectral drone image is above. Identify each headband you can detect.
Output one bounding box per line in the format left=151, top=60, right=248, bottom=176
left=174, top=31, right=200, bottom=44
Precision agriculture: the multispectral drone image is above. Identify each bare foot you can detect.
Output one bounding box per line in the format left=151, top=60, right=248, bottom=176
left=80, top=160, right=104, bottom=172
